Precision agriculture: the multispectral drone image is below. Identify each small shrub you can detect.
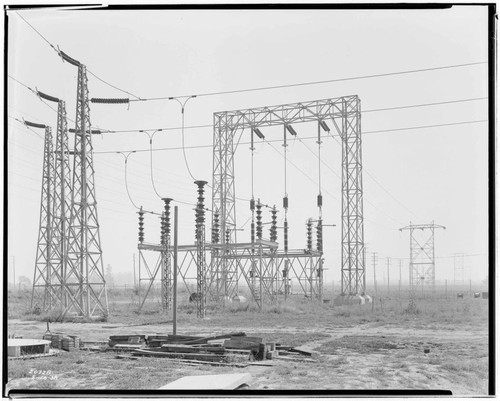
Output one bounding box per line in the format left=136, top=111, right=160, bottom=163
left=402, top=298, right=420, bottom=315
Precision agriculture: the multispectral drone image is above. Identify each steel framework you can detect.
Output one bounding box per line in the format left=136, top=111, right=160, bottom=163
left=400, top=222, right=445, bottom=293
left=64, top=63, right=108, bottom=318
left=31, top=125, right=58, bottom=311
left=212, top=96, right=365, bottom=298
left=30, top=91, right=73, bottom=313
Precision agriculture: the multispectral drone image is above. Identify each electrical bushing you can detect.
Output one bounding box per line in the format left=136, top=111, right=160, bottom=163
left=138, top=207, right=144, bottom=244
left=162, top=198, right=173, bottom=237
left=284, top=219, right=289, bottom=253
left=256, top=201, right=263, bottom=240
left=212, top=212, right=220, bottom=244
left=306, top=218, right=313, bottom=251
left=194, top=181, right=207, bottom=241
left=316, top=219, right=323, bottom=252
left=270, top=207, right=278, bottom=242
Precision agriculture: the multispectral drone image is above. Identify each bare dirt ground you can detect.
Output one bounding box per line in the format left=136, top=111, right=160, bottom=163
left=6, top=291, right=489, bottom=395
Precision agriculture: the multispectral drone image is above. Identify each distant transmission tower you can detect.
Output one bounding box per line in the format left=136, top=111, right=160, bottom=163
left=399, top=222, right=445, bottom=294
left=453, top=253, right=465, bottom=285
left=62, top=53, right=108, bottom=319
left=30, top=122, right=58, bottom=311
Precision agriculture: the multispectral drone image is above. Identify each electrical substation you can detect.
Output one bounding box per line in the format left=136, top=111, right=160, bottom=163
left=28, top=50, right=371, bottom=319
left=7, top=7, right=491, bottom=394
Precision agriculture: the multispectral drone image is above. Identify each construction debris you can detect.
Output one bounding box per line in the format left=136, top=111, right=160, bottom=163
left=103, top=331, right=317, bottom=366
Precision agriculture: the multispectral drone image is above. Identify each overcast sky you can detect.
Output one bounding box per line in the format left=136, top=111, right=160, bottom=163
left=7, top=5, right=490, bottom=291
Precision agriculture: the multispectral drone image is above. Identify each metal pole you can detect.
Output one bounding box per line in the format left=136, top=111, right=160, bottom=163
left=173, top=206, right=178, bottom=335
left=133, top=253, right=136, bottom=288
left=12, top=256, right=15, bottom=290
left=386, top=257, right=390, bottom=293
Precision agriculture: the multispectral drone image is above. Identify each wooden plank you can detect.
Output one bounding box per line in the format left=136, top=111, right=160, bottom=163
left=290, top=346, right=318, bottom=357
left=132, top=349, right=227, bottom=362
left=183, top=332, right=247, bottom=345
left=158, top=373, right=252, bottom=390
left=223, top=339, right=260, bottom=350
left=274, top=355, right=316, bottom=363
left=113, top=344, right=145, bottom=350
left=160, top=345, right=226, bottom=354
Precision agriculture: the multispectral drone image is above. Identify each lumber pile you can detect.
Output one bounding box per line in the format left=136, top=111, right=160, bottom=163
left=105, top=332, right=289, bottom=364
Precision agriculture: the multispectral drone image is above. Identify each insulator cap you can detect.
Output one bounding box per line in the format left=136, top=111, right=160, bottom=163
left=250, top=198, right=255, bottom=210
left=317, top=194, right=323, bottom=208
left=283, top=196, right=288, bottom=209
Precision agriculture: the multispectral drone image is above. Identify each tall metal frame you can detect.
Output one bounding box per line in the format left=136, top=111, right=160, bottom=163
left=63, top=60, right=108, bottom=318
left=212, top=96, right=365, bottom=298
left=400, top=222, right=445, bottom=293
left=31, top=125, right=58, bottom=310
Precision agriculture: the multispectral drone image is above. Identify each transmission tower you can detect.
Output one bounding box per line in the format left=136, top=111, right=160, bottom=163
left=399, top=222, right=445, bottom=294
left=30, top=122, right=59, bottom=311
left=453, top=253, right=465, bottom=285
left=62, top=54, right=108, bottom=319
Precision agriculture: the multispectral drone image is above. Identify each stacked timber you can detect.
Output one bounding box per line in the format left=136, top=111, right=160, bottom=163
left=106, top=332, right=273, bottom=364
left=108, top=335, right=146, bottom=349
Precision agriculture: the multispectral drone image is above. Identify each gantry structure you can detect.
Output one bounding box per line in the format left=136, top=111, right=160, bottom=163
left=400, top=221, right=445, bottom=294
left=30, top=51, right=108, bottom=319
left=212, top=96, right=365, bottom=299
left=137, top=96, right=365, bottom=315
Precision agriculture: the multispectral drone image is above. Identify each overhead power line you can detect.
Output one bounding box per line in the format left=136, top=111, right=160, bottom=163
left=90, top=118, right=488, bottom=155
left=14, top=12, right=486, bottom=103
left=129, top=61, right=487, bottom=101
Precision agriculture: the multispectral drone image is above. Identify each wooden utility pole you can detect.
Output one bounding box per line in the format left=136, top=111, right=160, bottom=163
left=173, top=206, right=178, bottom=335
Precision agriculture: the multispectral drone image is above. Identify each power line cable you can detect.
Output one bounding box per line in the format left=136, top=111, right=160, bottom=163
left=129, top=62, right=487, bottom=101
left=92, top=118, right=488, bottom=155
left=82, top=96, right=489, bottom=135
left=14, top=12, right=142, bottom=100
left=13, top=12, right=487, bottom=104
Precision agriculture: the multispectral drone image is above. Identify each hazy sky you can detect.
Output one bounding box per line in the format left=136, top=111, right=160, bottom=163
left=7, top=5, right=490, bottom=290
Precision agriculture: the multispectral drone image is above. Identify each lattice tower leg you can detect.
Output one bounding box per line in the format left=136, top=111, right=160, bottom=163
left=31, top=127, right=57, bottom=312
left=64, top=64, right=108, bottom=319
left=340, top=97, right=365, bottom=296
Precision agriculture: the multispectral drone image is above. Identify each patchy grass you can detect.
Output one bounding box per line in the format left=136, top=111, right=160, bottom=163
left=315, top=335, right=400, bottom=354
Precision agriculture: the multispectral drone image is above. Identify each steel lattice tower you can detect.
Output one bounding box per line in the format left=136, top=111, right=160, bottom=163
left=400, top=222, right=445, bottom=293
left=63, top=60, right=108, bottom=318
left=53, top=99, right=72, bottom=310
left=31, top=124, right=59, bottom=311
left=212, top=96, right=366, bottom=299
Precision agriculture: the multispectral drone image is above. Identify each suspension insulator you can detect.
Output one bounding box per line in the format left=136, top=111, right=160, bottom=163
left=91, top=97, right=130, bottom=104
left=250, top=198, right=255, bottom=211
left=212, top=212, right=220, bottom=244
left=226, top=229, right=231, bottom=244
left=256, top=201, right=263, bottom=240
left=60, top=50, right=81, bottom=67
left=306, top=219, right=313, bottom=251
left=251, top=221, right=255, bottom=243
left=283, top=196, right=288, bottom=210
left=317, top=194, right=323, bottom=208
left=37, top=90, right=59, bottom=103
left=284, top=219, right=289, bottom=253
left=138, top=207, right=145, bottom=244
left=270, top=207, right=278, bottom=242
left=316, top=219, right=323, bottom=252
left=24, top=120, right=46, bottom=129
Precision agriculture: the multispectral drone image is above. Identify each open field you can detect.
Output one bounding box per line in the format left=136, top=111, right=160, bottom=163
left=6, top=288, right=489, bottom=394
